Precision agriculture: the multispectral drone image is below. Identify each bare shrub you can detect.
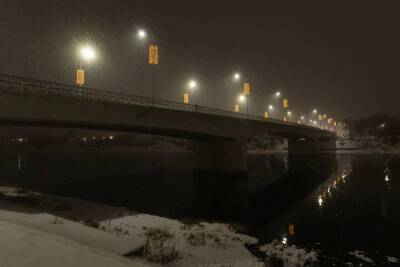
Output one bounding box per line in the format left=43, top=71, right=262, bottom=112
left=143, top=227, right=180, bottom=265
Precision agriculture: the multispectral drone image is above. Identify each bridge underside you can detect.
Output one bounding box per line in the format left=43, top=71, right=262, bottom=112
left=0, top=87, right=337, bottom=175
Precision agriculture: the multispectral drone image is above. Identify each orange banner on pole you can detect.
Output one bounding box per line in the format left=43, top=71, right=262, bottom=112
left=243, top=83, right=250, bottom=96
left=235, top=104, right=240, bottom=112
left=283, top=99, right=288, bottom=108
left=184, top=93, right=189, bottom=104
left=76, top=69, right=85, bottom=86
left=149, top=45, right=159, bottom=65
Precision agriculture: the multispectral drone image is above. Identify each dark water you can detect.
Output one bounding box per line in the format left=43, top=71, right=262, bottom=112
left=0, top=152, right=399, bottom=264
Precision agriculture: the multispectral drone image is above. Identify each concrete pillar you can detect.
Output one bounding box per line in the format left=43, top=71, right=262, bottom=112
left=192, top=140, right=247, bottom=172
left=191, top=140, right=248, bottom=218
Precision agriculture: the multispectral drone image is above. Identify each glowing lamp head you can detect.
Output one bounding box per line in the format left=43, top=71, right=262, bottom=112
left=238, top=94, right=246, bottom=103
left=287, top=111, right=292, bottom=116
left=188, top=80, right=197, bottom=89
left=234, top=73, right=240, bottom=81
left=137, top=29, right=147, bottom=39
left=275, top=91, right=281, bottom=97
left=313, top=109, right=318, bottom=114
left=301, top=115, right=305, bottom=120
left=268, top=105, right=274, bottom=111
left=80, top=46, right=96, bottom=62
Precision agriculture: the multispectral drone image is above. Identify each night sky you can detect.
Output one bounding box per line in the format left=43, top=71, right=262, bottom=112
left=1, top=0, right=399, bottom=120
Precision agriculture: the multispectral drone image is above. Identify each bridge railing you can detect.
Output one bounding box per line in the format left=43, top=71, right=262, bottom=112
left=0, top=73, right=304, bottom=127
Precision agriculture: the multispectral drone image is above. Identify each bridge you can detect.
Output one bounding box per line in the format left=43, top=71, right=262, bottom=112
left=0, top=74, right=336, bottom=174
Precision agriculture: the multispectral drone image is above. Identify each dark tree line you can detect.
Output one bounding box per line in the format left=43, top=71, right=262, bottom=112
left=344, top=114, right=400, bottom=138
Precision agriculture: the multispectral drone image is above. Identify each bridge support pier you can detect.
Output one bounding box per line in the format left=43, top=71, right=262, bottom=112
left=288, top=137, right=336, bottom=154
left=191, top=140, right=248, bottom=217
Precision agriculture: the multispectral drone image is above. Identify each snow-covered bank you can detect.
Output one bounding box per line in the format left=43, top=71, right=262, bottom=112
left=0, top=220, right=149, bottom=267
left=0, top=186, right=263, bottom=266
left=259, top=240, right=318, bottom=267
left=99, top=214, right=261, bottom=266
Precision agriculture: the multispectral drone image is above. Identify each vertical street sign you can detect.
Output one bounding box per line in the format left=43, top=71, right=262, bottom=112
left=149, top=45, right=159, bottom=65
left=243, top=83, right=250, bottom=96
left=235, top=104, right=240, bottom=112
left=76, top=68, right=85, bottom=86
left=149, top=45, right=159, bottom=106
left=283, top=99, right=288, bottom=109
left=184, top=93, right=189, bottom=104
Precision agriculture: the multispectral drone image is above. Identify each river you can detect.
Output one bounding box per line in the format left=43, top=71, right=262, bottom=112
left=0, top=152, right=398, bottom=264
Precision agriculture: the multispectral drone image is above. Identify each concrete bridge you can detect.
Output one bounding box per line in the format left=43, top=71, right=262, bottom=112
left=0, top=74, right=336, bottom=174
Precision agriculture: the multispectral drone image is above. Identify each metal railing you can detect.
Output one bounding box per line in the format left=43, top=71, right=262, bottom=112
left=0, top=73, right=303, bottom=127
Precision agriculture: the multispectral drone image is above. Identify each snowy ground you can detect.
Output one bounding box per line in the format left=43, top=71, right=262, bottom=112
left=0, top=186, right=398, bottom=266
left=0, top=186, right=262, bottom=267
left=0, top=220, right=149, bottom=267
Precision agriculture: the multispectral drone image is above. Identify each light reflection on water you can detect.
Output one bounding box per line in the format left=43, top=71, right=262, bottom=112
left=316, top=162, right=352, bottom=208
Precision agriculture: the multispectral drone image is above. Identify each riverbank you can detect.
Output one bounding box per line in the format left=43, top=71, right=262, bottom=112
left=0, top=186, right=263, bottom=266
left=0, top=180, right=398, bottom=267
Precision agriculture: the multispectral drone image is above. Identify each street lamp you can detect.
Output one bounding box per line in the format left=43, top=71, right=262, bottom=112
left=233, top=73, right=241, bottom=81
left=80, top=46, right=96, bottom=62
left=184, top=80, right=197, bottom=104
left=137, top=29, right=147, bottom=40
left=275, top=91, right=281, bottom=98
left=76, top=45, right=96, bottom=86
left=313, top=109, right=318, bottom=114
left=235, top=94, right=245, bottom=112
left=264, top=104, right=274, bottom=119
left=137, top=28, right=159, bottom=106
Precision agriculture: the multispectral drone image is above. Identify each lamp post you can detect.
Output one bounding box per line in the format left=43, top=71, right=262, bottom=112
left=287, top=110, right=292, bottom=122
left=76, top=46, right=96, bottom=87
left=184, top=80, right=197, bottom=104
left=283, top=98, right=289, bottom=122
left=233, top=73, right=241, bottom=111
left=137, top=29, right=159, bottom=106
left=236, top=94, right=245, bottom=113
left=265, top=104, right=274, bottom=119
left=243, top=83, right=250, bottom=119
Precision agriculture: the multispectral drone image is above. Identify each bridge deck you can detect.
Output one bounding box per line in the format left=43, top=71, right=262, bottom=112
left=0, top=73, right=312, bottom=129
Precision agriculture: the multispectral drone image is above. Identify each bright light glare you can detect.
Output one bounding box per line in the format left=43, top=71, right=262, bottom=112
left=80, top=46, right=96, bottom=62
left=238, top=94, right=246, bottom=103
left=318, top=195, right=323, bottom=207
left=313, top=109, right=318, bottom=114
left=137, top=29, right=147, bottom=39
left=275, top=91, right=281, bottom=97
left=287, top=111, right=292, bottom=116
left=268, top=105, right=274, bottom=111
left=188, top=80, right=197, bottom=89
left=234, top=73, right=240, bottom=80
left=301, top=115, right=305, bottom=120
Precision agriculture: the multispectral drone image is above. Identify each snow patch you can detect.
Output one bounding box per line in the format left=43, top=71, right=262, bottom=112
left=387, top=256, right=399, bottom=263
left=349, top=250, right=374, bottom=264
left=259, top=239, right=318, bottom=267
left=99, top=214, right=261, bottom=266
